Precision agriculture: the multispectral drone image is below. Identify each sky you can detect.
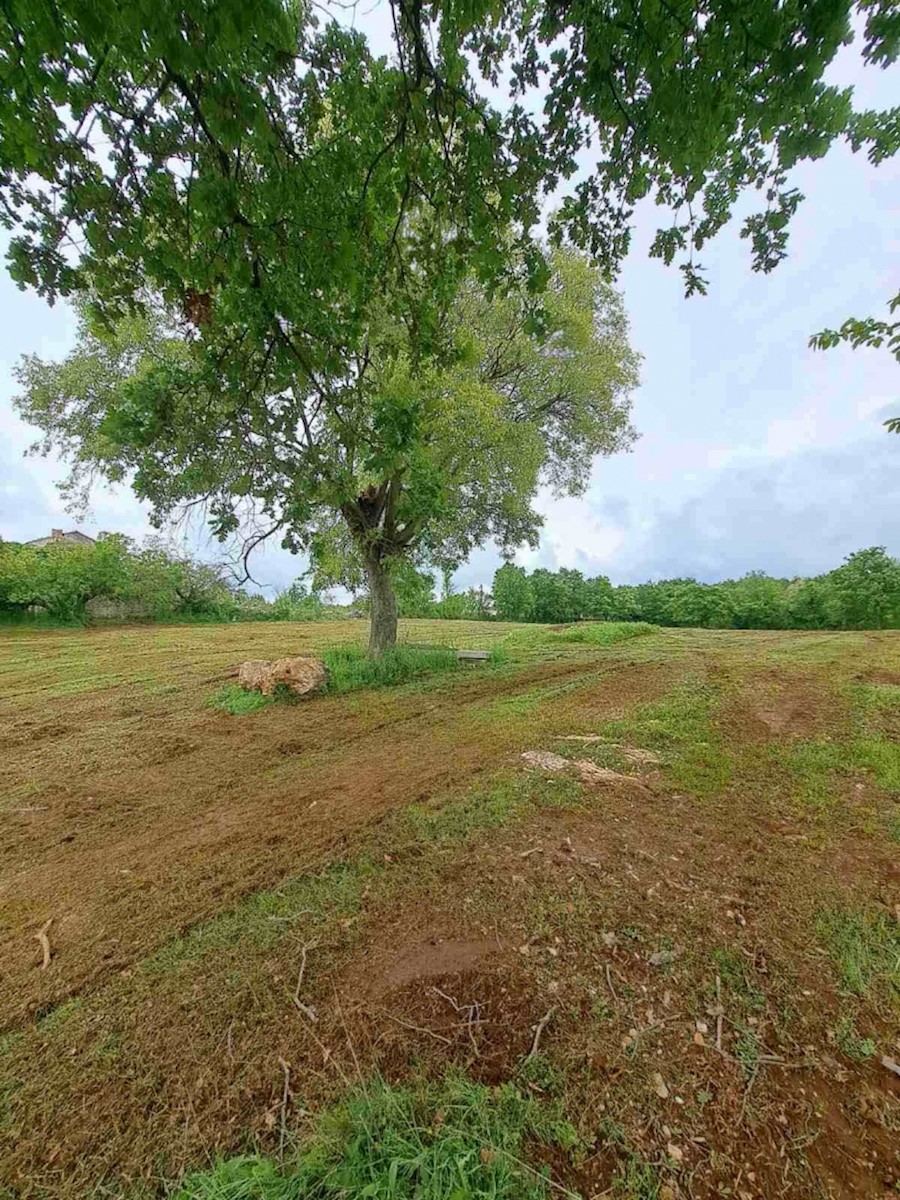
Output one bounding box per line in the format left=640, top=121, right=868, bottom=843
left=0, top=18, right=897, bottom=595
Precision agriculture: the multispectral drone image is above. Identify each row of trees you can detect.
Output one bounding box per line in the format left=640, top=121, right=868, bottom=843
left=4, top=538, right=899, bottom=632
left=1, top=0, right=897, bottom=654
left=491, top=548, right=900, bottom=631
left=0, top=537, right=323, bottom=624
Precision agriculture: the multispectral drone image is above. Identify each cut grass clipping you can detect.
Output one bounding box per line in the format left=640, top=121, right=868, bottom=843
left=207, top=644, right=491, bottom=712
left=175, top=1074, right=578, bottom=1200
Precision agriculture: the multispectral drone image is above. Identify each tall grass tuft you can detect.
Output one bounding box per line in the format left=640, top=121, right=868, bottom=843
left=175, top=1074, right=578, bottom=1199
left=551, top=621, right=659, bottom=646
left=322, top=643, right=460, bottom=693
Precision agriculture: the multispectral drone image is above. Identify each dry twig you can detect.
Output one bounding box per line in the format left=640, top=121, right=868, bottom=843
left=430, top=986, right=483, bottom=1056
left=277, top=1057, right=291, bottom=1152
left=527, top=1007, right=557, bottom=1060
left=36, top=919, right=53, bottom=970
left=377, top=1009, right=453, bottom=1045
left=292, top=942, right=319, bottom=1022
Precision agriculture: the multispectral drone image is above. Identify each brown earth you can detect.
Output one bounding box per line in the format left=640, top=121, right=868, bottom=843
left=0, top=627, right=674, bottom=1029
left=2, top=622, right=899, bottom=1199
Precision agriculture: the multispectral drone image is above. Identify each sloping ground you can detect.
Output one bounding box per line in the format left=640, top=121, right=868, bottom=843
left=1, top=622, right=898, bottom=1198
left=0, top=624, right=674, bottom=1029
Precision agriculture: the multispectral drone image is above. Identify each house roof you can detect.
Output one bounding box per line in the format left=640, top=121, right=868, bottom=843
left=23, top=529, right=99, bottom=548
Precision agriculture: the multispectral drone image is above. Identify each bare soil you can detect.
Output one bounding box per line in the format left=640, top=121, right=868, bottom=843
left=2, top=622, right=899, bottom=1199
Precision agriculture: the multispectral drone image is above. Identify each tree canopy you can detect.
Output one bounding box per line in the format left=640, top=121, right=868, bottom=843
left=3, top=0, right=896, bottom=315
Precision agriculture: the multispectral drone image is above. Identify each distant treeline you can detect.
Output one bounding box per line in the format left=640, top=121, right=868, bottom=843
left=3, top=536, right=898, bottom=632
left=488, top=548, right=900, bottom=630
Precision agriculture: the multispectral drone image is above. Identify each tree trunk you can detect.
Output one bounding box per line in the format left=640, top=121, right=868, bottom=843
left=365, top=553, right=398, bottom=657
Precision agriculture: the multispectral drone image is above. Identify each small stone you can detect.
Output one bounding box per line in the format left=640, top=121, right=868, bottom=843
left=652, top=1072, right=670, bottom=1099
left=667, top=1142, right=684, bottom=1164
left=648, top=947, right=679, bottom=968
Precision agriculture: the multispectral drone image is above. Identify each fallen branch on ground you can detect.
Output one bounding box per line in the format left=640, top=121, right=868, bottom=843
left=292, top=941, right=319, bottom=1022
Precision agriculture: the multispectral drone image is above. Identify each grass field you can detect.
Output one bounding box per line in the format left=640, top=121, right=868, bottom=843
left=1, top=619, right=899, bottom=1198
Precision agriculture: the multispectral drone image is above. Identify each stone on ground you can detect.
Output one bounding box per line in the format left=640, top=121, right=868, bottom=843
left=238, top=656, right=327, bottom=697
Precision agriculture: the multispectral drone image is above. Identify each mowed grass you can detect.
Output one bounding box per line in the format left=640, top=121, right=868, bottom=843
left=2, top=622, right=900, bottom=1199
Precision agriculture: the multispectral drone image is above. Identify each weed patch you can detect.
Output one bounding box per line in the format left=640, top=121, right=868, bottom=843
left=712, top=947, right=766, bottom=1011
left=143, top=863, right=370, bottom=974
left=323, top=644, right=460, bottom=693
left=174, top=1074, right=578, bottom=1200
left=206, top=684, right=274, bottom=716
left=778, top=736, right=900, bottom=805
left=404, top=772, right=584, bottom=844
left=834, top=1015, right=877, bottom=1062
left=817, top=908, right=900, bottom=1003
left=611, top=1154, right=663, bottom=1199
left=207, top=644, right=468, bottom=712
left=598, top=679, right=730, bottom=796
left=551, top=621, right=659, bottom=647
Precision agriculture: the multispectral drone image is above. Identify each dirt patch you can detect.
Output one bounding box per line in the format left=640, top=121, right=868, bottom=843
left=858, top=668, right=900, bottom=686
left=0, top=646, right=675, bottom=1031
left=717, top=666, right=845, bottom=743
left=754, top=700, right=817, bottom=735
left=4, top=626, right=900, bottom=1198
left=378, top=938, right=503, bottom=994
left=8, top=753, right=898, bottom=1199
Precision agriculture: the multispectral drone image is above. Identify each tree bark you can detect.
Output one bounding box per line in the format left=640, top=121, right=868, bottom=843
left=365, top=553, right=398, bottom=657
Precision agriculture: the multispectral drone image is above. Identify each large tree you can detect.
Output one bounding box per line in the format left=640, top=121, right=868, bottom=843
left=15, top=249, right=639, bottom=651
left=2, top=0, right=897, bottom=646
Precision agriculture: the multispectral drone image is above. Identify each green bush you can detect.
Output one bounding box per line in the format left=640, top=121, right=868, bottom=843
left=490, top=547, right=900, bottom=631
